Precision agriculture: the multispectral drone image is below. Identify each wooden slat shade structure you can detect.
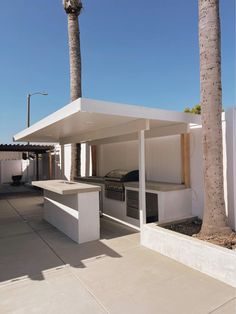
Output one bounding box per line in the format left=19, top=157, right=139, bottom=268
left=0, top=144, right=54, bottom=182
left=181, top=133, right=190, bottom=188
left=0, top=144, right=53, bottom=153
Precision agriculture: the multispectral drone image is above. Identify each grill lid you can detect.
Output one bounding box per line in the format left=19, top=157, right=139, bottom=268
left=105, top=169, right=139, bottom=182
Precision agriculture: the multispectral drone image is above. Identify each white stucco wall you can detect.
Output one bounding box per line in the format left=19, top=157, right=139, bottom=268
left=146, top=136, right=182, bottom=183
left=0, top=159, right=40, bottom=183
left=62, top=143, right=87, bottom=180
left=63, top=144, right=72, bottom=180
left=189, top=115, right=228, bottom=220
left=189, top=126, right=204, bottom=218
left=0, top=151, right=22, bottom=160
left=98, top=135, right=182, bottom=183
left=98, top=140, right=138, bottom=176
left=226, top=107, right=236, bottom=230
left=0, top=160, right=22, bottom=183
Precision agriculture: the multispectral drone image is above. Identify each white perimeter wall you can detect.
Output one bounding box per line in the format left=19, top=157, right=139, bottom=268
left=0, top=160, right=22, bottom=183
left=63, top=143, right=87, bottom=180
left=226, top=108, right=236, bottom=230
left=0, top=159, right=40, bottom=183
left=190, top=114, right=231, bottom=227
left=0, top=151, right=61, bottom=184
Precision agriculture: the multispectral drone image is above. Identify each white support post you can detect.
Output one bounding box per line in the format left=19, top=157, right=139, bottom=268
left=85, top=143, right=90, bottom=177
left=60, top=144, right=65, bottom=179
left=139, top=130, right=146, bottom=228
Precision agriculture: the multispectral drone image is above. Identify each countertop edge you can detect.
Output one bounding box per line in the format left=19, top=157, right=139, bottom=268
left=32, top=180, right=101, bottom=195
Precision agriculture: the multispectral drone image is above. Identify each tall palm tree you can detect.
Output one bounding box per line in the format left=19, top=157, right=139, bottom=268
left=198, top=0, right=231, bottom=235
left=63, top=0, right=82, bottom=180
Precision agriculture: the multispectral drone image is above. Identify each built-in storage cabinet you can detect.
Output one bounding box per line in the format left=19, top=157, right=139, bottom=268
left=126, top=190, right=158, bottom=223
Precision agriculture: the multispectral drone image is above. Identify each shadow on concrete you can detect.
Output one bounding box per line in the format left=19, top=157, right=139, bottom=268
left=0, top=194, right=138, bottom=284
left=0, top=183, right=42, bottom=198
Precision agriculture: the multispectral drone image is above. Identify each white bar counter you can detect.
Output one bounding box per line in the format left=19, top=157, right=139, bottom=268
left=32, top=180, right=101, bottom=243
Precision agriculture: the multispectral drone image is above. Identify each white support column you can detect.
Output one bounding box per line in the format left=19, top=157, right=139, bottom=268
left=139, top=130, right=146, bottom=228
left=85, top=143, right=90, bottom=177
left=60, top=144, right=65, bottom=179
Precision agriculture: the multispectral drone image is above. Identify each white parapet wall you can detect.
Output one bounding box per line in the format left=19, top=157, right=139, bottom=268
left=141, top=224, right=236, bottom=288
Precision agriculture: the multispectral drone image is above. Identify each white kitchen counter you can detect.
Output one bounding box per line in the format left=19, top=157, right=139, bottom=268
left=124, top=182, right=192, bottom=224
left=32, top=179, right=101, bottom=195
left=124, top=181, right=186, bottom=192
left=32, top=180, right=101, bottom=243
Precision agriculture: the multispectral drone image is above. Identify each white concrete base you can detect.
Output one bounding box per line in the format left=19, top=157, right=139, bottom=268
left=125, top=187, right=192, bottom=224
left=44, top=190, right=100, bottom=243
left=103, top=195, right=140, bottom=227
left=141, top=224, right=236, bottom=288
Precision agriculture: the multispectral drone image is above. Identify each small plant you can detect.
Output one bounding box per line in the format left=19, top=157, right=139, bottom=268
left=184, top=104, right=201, bottom=114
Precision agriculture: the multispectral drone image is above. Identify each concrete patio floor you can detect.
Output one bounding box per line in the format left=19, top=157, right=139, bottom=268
left=0, top=193, right=235, bottom=314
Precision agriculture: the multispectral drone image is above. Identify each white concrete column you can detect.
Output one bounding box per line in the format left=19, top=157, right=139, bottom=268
left=139, top=130, right=146, bottom=227
left=85, top=143, right=90, bottom=177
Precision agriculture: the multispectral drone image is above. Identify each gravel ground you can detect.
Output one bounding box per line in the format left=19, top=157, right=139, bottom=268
left=163, top=218, right=236, bottom=250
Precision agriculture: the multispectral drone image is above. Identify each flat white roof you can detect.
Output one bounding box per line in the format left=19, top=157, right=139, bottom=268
left=13, top=98, right=201, bottom=144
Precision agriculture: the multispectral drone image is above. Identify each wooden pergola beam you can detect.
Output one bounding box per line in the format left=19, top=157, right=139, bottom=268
left=91, top=145, right=97, bottom=176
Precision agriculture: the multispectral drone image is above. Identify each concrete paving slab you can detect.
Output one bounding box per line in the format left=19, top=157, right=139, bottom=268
left=38, top=228, right=122, bottom=267
left=100, top=216, right=137, bottom=239
left=0, top=220, right=33, bottom=238
left=26, top=215, right=55, bottom=231
left=0, top=207, right=19, bottom=218
left=100, top=233, right=140, bottom=255
left=0, top=184, right=42, bottom=197
left=0, top=199, right=14, bottom=210
left=71, top=245, right=236, bottom=314
left=0, top=199, right=24, bottom=226
left=0, top=267, right=106, bottom=314
left=0, top=232, right=63, bottom=284
left=8, top=196, right=43, bottom=215
left=211, top=297, right=236, bottom=313
left=0, top=199, right=18, bottom=217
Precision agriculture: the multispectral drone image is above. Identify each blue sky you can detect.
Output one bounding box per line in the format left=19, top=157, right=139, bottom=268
left=0, top=0, right=235, bottom=143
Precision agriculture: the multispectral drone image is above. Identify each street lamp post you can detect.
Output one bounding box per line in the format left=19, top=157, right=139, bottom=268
left=26, top=91, right=48, bottom=182
left=27, top=92, right=48, bottom=128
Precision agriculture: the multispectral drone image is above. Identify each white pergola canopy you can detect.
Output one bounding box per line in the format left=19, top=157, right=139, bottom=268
left=13, top=98, right=201, bottom=229
left=13, top=98, right=201, bottom=144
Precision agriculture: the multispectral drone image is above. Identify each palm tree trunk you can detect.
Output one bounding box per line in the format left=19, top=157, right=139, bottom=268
left=63, top=1, right=82, bottom=180
left=198, top=0, right=231, bottom=235
left=68, top=13, right=82, bottom=101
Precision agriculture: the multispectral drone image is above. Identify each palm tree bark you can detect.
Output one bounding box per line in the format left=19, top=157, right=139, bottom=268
left=198, top=0, right=231, bottom=235
left=68, top=13, right=82, bottom=100
left=63, top=0, right=82, bottom=180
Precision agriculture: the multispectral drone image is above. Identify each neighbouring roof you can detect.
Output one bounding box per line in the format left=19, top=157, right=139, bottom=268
left=13, top=98, right=201, bottom=144
left=0, top=144, right=54, bottom=153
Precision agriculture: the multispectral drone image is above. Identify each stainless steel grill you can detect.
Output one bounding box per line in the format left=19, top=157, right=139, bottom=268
left=77, top=169, right=139, bottom=202
left=104, top=169, right=139, bottom=201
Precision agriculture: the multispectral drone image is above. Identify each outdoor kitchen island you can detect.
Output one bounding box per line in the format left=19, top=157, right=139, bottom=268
left=32, top=180, right=101, bottom=244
